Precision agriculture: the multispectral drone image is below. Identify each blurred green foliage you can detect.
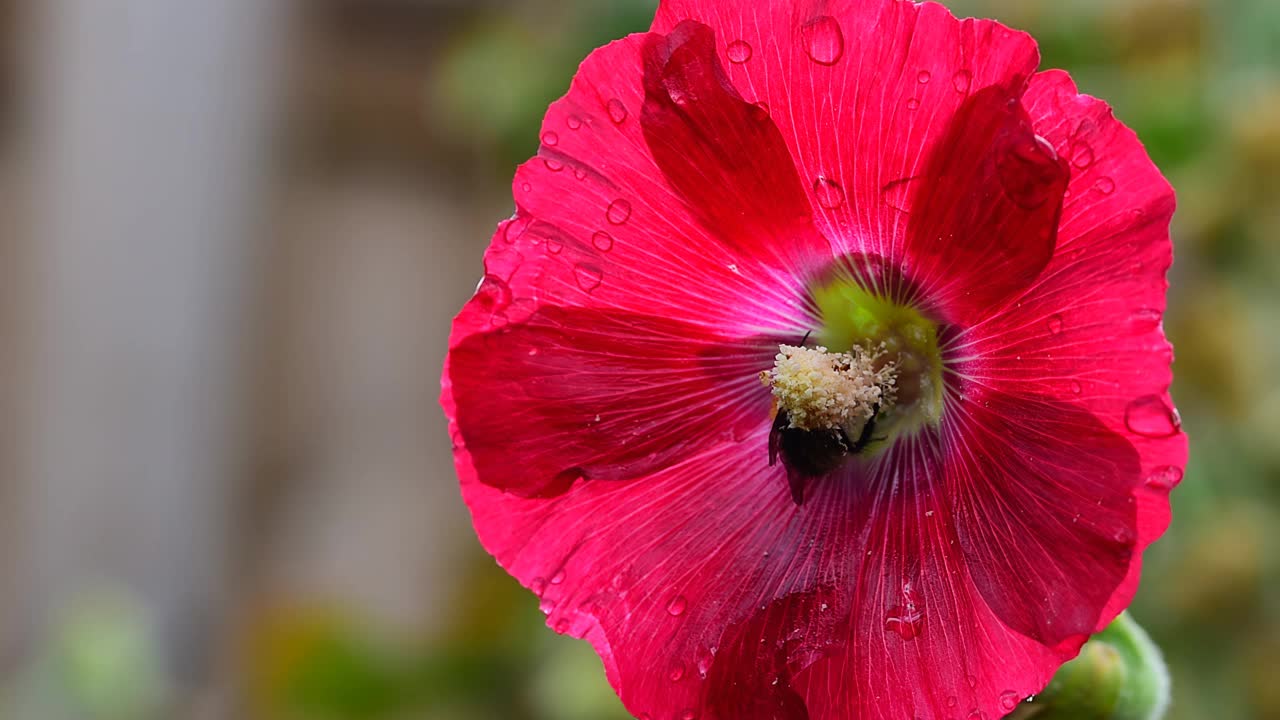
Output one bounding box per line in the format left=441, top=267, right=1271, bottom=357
left=268, top=0, right=1280, bottom=718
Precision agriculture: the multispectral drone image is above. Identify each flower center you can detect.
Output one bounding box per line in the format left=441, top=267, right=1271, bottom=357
left=760, top=344, right=897, bottom=440
left=761, top=276, right=944, bottom=489
left=811, top=277, right=944, bottom=449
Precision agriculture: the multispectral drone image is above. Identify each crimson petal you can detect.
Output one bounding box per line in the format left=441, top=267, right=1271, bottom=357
left=641, top=21, right=830, bottom=275
left=902, top=85, right=1070, bottom=323
left=450, top=306, right=773, bottom=497
left=945, top=393, right=1140, bottom=645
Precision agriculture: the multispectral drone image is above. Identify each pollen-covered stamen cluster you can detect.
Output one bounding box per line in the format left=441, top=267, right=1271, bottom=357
left=760, top=344, right=898, bottom=437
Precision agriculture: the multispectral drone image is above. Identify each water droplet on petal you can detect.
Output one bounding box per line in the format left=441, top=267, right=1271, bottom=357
left=813, top=176, right=846, bottom=209
left=530, top=576, right=547, bottom=595
left=1095, top=176, right=1116, bottom=194
left=1000, top=691, right=1021, bottom=711
left=504, top=215, right=532, bottom=244
left=946, top=696, right=958, bottom=708
left=1046, top=314, right=1064, bottom=335
left=554, top=618, right=570, bottom=633
left=606, top=198, right=632, bottom=225
left=667, top=595, right=688, bottom=616
left=606, top=98, right=628, bottom=124
left=541, top=131, right=559, bottom=146
left=952, top=70, right=972, bottom=93
left=546, top=236, right=564, bottom=254
left=1070, top=380, right=1083, bottom=395
left=996, top=134, right=1063, bottom=209
left=906, top=97, right=920, bottom=110
left=695, top=647, right=714, bottom=678
left=543, top=158, right=564, bottom=172
left=1070, top=139, right=1095, bottom=169
left=917, top=70, right=932, bottom=84
left=881, top=176, right=921, bottom=213
left=727, top=39, right=753, bottom=63
left=550, top=570, right=565, bottom=585
left=521, top=182, right=532, bottom=193
left=567, top=114, right=583, bottom=130
left=966, top=674, right=978, bottom=688
left=474, top=274, right=511, bottom=313
left=1129, top=307, right=1162, bottom=332
left=802, top=16, right=845, bottom=65
left=967, top=710, right=988, bottom=720
left=1145, top=465, right=1184, bottom=490
left=680, top=711, right=696, bottom=720
left=884, top=582, right=925, bottom=640
left=592, top=231, right=614, bottom=252
left=573, top=263, right=603, bottom=293
left=668, top=661, right=685, bottom=681
left=1125, top=395, right=1181, bottom=438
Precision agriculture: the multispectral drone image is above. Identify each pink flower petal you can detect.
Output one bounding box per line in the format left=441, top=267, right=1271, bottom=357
left=449, top=305, right=774, bottom=497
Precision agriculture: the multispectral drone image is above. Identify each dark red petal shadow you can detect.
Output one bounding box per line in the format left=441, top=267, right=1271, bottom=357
left=652, top=0, right=1043, bottom=277
left=902, top=84, right=1070, bottom=324
left=641, top=21, right=830, bottom=275
left=450, top=305, right=774, bottom=497
left=962, top=68, right=1184, bottom=623
left=945, top=392, right=1141, bottom=645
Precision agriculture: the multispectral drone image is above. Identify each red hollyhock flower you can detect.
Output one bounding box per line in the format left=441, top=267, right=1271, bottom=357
left=441, top=1, right=1185, bottom=718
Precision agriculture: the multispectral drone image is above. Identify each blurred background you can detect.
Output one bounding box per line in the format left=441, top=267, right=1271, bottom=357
left=0, top=0, right=1275, bottom=718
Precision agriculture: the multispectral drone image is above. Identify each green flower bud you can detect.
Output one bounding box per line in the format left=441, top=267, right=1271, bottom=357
left=1009, top=613, right=1169, bottom=720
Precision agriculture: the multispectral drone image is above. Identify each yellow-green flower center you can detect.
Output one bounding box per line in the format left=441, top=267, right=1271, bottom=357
left=808, top=278, right=944, bottom=455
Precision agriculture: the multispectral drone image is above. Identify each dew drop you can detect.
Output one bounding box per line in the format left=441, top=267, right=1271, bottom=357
left=543, top=158, right=564, bottom=172
left=574, top=167, right=588, bottom=181
left=531, top=576, right=548, bottom=595
left=884, top=582, right=925, bottom=640
left=521, top=182, right=532, bottom=193
left=573, top=263, right=603, bottom=293
left=474, top=274, right=511, bottom=313
left=504, top=215, right=532, bottom=244
left=695, top=647, right=714, bottom=678
left=592, top=231, right=615, bottom=252
left=1124, top=395, right=1181, bottom=438
left=1046, top=314, right=1064, bottom=335
left=550, top=570, right=566, bottom=585
left=917, top=70, right=932, bottom=84
left=946, top=696, right=959, bottom=708
left=1070, top=140, right=1095, bottom=169
left=667, top=595, right=688, bottom=616
left=1129, top=307, right=1162, bottom=332
left=966, top=674, right=978, bottom=688
left=680, top=711, right=696, bottom=720
left=967, top=710, right=988, bottom=720
left=567, top=114, right=583, bottom=130
left=668, top=661, right=686, bottom=681
left=813, top=176, right=846, bottom=209
left=1070, top=380, right=1083, bottom=395
left=996, top=134, right=1062, bottom=210
left=1145, top=465, right=1184, bottom=490
left=1094, top=176, right=1116, bottom=195
left=554, top=618, right=570, bottom=633
left=801, top=16, right=845, bottom=65
left=881, top=175, right=921, bottom=213
left=906, top=97, right=920, bottom=110
left=606, top=98, right=628, bottom=124
left=606, top=198, right=633, bottom=225
left=546, top=236, right=564, bottom=254
left=541, top=131, right=559, bottom=146
left=538, top=596, right=555, bottom=614
left=1000, top=691, right=1021, bottom=711
left=952, top=70, right=972, bottom=93
left=727, top=39, right=753, bottom=64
